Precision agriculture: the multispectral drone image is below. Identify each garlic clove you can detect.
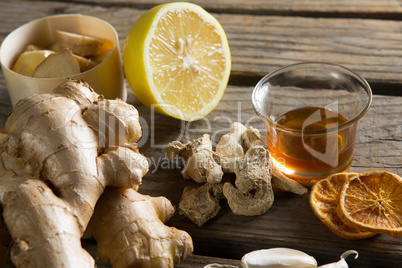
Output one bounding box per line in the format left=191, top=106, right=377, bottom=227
left=318, top=250, right=358, bottom=268
left=240, top=248, right=317, bottom=268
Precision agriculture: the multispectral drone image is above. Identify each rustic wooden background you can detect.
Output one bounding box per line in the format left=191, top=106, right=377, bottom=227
left=1, top=1, right=401, bottom=267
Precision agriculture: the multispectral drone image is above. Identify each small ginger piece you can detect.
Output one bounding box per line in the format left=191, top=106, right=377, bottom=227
left=216, top=122, right=246, bottom=158
left=271, top=163, right=308, bottom=195
left=73, top=54, right=98, bottom=72
left=56, top=30, right=104, bottom=57
left=241, top=126, right=307, bottom=195
left=241, top=125, right=265, bottom=152
left=32, top=49, right=81, bottom=78
left=85, top=188, right=193, bottom=268
left=223, top=145, right=274, bottom=216
left=166, top=134, right=223, bottom=184
left=12, top=50, right=54, bottom=76
left=215, top=122, right=247, bottom=173
left=179, top=183, right=224, bottom=226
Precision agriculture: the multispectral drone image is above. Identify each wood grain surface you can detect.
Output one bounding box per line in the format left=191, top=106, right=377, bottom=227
left=69, top=0, right=402, bottom=17
left=1, top=1, right=401, bottom=267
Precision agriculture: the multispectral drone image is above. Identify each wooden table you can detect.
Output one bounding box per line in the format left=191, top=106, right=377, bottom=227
left=1, top=1, right=401, bottom=267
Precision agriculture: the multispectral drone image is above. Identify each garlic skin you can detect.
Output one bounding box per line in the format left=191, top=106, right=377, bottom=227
left=240, top=248, right=317, bottom=268
left=318, top=250, right=358, bottom=268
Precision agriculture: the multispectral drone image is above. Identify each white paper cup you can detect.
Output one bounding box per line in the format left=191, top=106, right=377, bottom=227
left=0, top=14, right=126, bottom=106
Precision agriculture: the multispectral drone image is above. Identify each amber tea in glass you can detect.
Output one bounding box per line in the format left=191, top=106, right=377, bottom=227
left=267, top=106, right=355, bottom=178
left=252, top=63, right=372, bottom=184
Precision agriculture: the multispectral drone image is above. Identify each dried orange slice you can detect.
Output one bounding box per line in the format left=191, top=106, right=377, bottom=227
left=310, top=172, right=376, bottom=240
left=337, top=170, right=402, bottom=238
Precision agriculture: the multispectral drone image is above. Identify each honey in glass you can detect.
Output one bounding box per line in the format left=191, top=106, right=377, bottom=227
left=267, top=107, right=356, bottom=180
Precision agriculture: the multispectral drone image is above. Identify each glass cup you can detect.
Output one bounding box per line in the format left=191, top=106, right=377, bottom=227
left=252, top=62, right=372, bottom=185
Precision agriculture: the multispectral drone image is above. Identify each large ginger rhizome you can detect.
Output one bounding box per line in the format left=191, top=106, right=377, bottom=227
left=0, top=79, right=192, bottom=267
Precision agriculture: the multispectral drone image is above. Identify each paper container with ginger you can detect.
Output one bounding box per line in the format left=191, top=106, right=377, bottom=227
left=0, top=14, right=126, bottom=106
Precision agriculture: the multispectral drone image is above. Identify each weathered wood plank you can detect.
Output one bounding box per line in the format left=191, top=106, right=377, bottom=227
left=68, top=0, right=402, bottom=18
left=224, top=15, right=402, bottom=94
left=175, top=255, right=240, bottom=268
left=2, top=1, right=402, bottom=95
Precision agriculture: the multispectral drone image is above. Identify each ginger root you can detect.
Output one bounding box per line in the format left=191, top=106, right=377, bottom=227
left=179, top=183, right=224, bottom=226
left=166, top=134, right=223, bottom=184
left=215, top=122, right=246, bottom=173
left=85, top=188, right=193, bottom=268
left=223, top=145, right=274, bottom=216
left=241, top=125, right=265, bottom=152
left=271, top=164, right=308, bottom=195
left=0, top=79, right=189, bottom=266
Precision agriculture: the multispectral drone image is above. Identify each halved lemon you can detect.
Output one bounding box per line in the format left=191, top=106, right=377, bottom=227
left=123, top=2, right=231, bottom=121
